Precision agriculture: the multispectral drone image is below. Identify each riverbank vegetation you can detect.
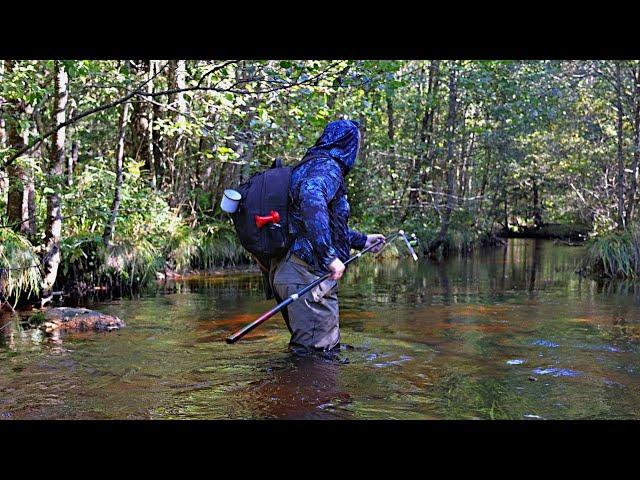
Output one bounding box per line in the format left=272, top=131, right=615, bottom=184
left=583, top=225, right=640, bottom=279
left=2, top=60, right=640, bottom=307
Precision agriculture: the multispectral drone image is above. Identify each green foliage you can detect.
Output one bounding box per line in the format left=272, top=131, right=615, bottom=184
left=583, top=226, right=640, bottom=279
left=0, top=230, right=42, bottom=306
left=104, top=238, right=164, bottom=285
left=27, top=311, right=46, bottom=326
left=165, top=224, right=199, bottom=273
left=163, top=223, right=248, bottom=272
left=57, top=160, right=247, bottom=288
left=194, top=224, right=248, bottom=270
left=59, top=233, right=105, bottom=279
left=3, top=58, right=640, bottom=304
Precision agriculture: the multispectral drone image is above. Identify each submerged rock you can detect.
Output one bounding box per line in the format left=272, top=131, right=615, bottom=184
left=39, top=307, right=125, bottom=333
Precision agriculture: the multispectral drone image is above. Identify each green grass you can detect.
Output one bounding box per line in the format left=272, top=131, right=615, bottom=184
left=56, top=220, right=249, bottom=294
left=104, top=238, right=164, bottom=285
left=583, top=226, right=640, bottom=279
left=0, top=229, right=42, bottom=307
left=162, top=223, right=249, bottom=273
left=193, top=224, right=249, bottom=270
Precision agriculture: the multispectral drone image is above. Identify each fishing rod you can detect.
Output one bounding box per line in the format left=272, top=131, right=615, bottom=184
left=225, top=230, right=417, bottom=344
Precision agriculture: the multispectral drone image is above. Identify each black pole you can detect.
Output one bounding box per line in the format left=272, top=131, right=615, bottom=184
left=225, top=232, right=401, bottom=344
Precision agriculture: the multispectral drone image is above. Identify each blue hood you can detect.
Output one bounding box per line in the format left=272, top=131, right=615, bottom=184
left=305, top=119, right=360, bottom=175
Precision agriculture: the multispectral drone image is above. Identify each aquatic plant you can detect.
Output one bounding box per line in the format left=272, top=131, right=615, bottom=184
left=428, top=369, right=533, bottom=420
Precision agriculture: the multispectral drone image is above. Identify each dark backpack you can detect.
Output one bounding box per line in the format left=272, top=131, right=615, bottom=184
left=229, top=154, right=321, bottom=286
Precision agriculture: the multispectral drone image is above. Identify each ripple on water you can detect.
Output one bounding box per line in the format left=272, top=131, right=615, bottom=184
left=372, top=355, right=413, bottom=368
left=577, top=343, right=623, bottom=353
left=532, top=367, right=581, bottom=377
left=506, top=359, right=525, bottom=365
left=4, top=239, right=640, bottom=420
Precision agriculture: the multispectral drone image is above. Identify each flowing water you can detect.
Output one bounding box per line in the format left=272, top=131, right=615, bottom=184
left=2, top=239, right=640, bottom=420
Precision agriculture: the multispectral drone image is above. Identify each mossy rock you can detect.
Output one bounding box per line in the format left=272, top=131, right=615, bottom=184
left=40, top=307, right=125, bottom=333
left=27, top=311, right=46, bottom=326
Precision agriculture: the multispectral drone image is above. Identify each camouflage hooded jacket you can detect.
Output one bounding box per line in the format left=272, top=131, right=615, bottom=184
left=289, top=119, right=367, bottom=273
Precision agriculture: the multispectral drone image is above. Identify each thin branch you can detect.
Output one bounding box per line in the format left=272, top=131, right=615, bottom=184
left=195, top=60, right=239, bottom=88
left=2, top=61, right=342, bottom=170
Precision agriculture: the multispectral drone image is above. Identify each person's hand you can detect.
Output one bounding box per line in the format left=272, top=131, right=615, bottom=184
left=365, top=234, right=386, bottom=253
left=328, top=257, right=346, bottom=281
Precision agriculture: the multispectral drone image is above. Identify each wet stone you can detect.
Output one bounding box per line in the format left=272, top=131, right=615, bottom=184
left=39, top=307, right=125, bottom=333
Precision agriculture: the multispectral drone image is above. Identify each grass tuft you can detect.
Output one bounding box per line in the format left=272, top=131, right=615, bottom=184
left=0, top=230, right=42, bottom=307
left=583, top=225, right=640, bottom=279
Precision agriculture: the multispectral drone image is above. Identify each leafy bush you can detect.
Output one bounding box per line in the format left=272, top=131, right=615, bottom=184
left=57, top=162, right=248, bottom=290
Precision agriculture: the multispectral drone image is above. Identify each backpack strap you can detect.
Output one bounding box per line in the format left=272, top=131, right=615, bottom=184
left=270, top=154, right=316, bottom=170
left=291, top=151, right=332, bottom=171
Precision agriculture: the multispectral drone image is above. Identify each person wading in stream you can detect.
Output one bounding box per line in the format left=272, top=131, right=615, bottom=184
left=269, top=119, right=385, bottom=354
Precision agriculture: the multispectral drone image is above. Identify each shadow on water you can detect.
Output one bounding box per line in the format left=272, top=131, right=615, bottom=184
left=2, top=239, right=640, bottom=419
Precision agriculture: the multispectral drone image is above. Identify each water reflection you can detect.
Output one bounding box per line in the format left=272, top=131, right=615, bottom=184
left=2, top=239, right=640, bottom=419
left=249, top=353, right=349, bottom=419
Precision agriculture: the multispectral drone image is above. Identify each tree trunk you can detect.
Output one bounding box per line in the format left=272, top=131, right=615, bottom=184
left=0, top=61, right=6, bottom=198
left=5, top=137, right=26, bottom=232
left=504, top=190, right=509, bottom=230
left=405, top=60, right=441, bottom=217
left=166, top=60, right=186, bottom=201
left=457, top=109, right=473, bottom=208
left=0, top=67, right=4, bottom=198
left=130, top=60, right=156, bottom=188
left=4, top=60, right=30, bottom=234
left=427, top=63, right=457, bottom=256
left=68, top=140, right=78, bottom=186
left=386, top=86, right=395, bottom=142
left=626, top=62, right=640, bottom=225
left=474, top=131, right=492, bottom=225
left=25, top=118, right=36, bottom=238
left=103, top=100, right=131, bottom=247
left=488, top=120, right=509, bottom=234
left=151, top=61, right=165, bottom=190
left=0, top=60, right=4, bottom=147
left=532, top=178, right=543, bottom=229
left=615, top=61, right=626, bottom=229
left=41, top=61, right=69, bottom=301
